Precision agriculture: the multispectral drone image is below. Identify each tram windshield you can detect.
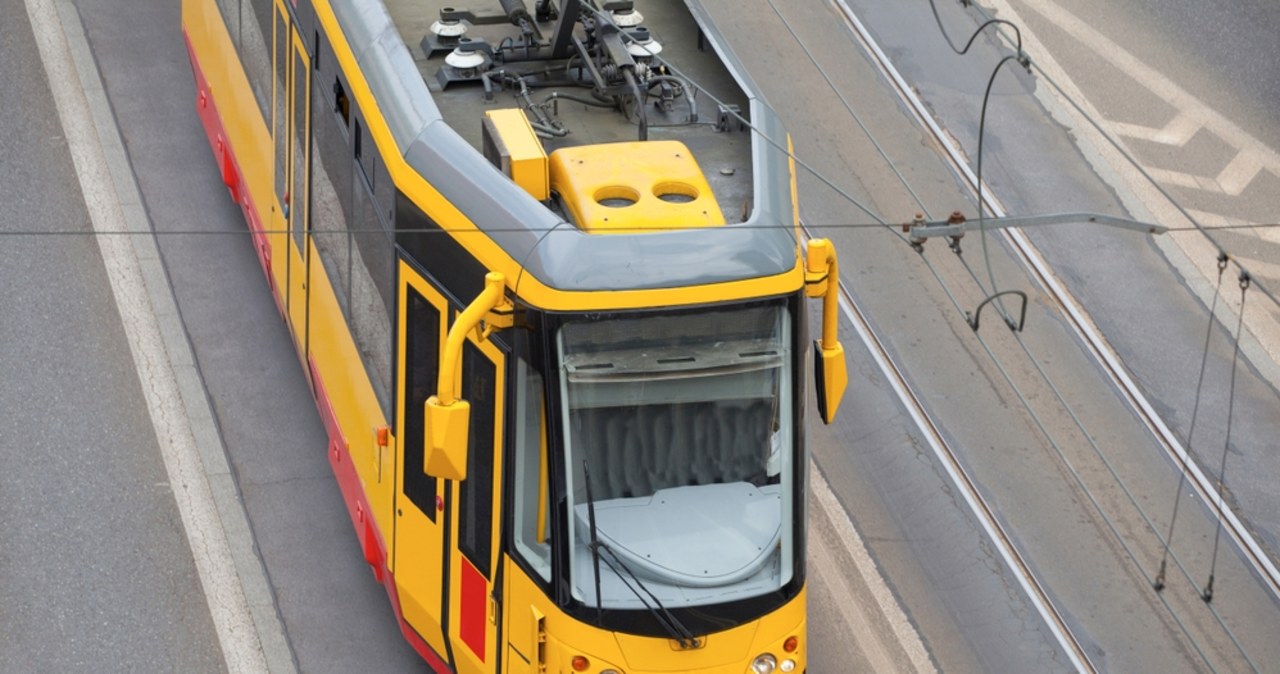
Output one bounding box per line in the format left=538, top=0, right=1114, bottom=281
left=557, top=300, right=796, bottom=611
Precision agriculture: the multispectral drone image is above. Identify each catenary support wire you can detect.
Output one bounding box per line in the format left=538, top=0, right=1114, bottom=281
left=1155, top=251, right=1229, bottom=592
left=1203, top=272, right=1251, bottom=603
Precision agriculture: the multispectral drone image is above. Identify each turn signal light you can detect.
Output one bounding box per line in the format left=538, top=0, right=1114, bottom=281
left=571, top=655, right=589, bottom=671
left=783, top=636, right=798, bottom=653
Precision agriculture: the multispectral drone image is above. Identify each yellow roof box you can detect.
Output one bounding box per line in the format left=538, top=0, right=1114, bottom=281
left=549, top=141, right=725, bottom=233
left=482, top=109, right=549, bottom=201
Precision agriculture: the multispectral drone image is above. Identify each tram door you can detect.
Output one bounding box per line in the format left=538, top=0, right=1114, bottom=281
left=271, top=0, right=311, bottom=360
left=447, top=327, right=505, bottom=674
left=394, top=262, right=450, bottom=661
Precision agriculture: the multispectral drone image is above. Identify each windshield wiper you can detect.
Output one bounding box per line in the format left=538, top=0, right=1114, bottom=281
left=582, top=459, right=605, bottom=621
left=580, top=460, right=698, bottom=649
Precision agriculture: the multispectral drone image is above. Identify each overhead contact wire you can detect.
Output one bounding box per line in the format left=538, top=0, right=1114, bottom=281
left=923, top=3, right=1261, bottom=666
left=961, top=1, right=1280, bottom=319
left=951, top=252, right=1256, bottom=671
left=618, top=27, right=898, bottom=236
left=5, top=221, right=1280, bottom=237
left=762, top=0, right=933, bottom=219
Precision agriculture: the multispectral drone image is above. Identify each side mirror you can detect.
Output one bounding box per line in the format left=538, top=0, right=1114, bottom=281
left=425, top=396, right=470, bottom=481
left=813, top=340, right=847, bottom=426
left=805, top=239, right=847, bottom=424
left=424, top=272, right=513, bottom=480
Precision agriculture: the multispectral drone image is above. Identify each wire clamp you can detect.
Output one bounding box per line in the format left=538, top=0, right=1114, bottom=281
left=905, top=213, right=927, bottom=252
left=947, top=211, right=966, bottom=253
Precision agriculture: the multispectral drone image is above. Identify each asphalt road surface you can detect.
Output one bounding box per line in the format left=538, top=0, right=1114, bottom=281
left=8, top=0, right=1280, bottom=672
left=0, top=0, right=223, bottom=670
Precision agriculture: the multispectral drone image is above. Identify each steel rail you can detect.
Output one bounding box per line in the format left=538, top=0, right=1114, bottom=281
left=806, top=233, right=1097, bottom=673
left=831, top=0, right=1280, bottom=603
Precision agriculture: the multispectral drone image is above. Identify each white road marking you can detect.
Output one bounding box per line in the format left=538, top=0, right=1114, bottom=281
left=810, top=464, right=937, bottom=674
left=1185, top=209, right=1250, bottom=228
left=1215, top=150, right=1265, bottom=196
left=985, top=0, right=1280, bottom=378
left=1109, top=111, right=1203, bottom=146
left=1143, top=166, right=1223, bottom=193
left=1013, top=0, right=1280, bottom=183
left=26, top=3, right=928, bottom=673
left=25, top=0, right=270, bottom=671
left=1134, top=151, right=1264, bottom=197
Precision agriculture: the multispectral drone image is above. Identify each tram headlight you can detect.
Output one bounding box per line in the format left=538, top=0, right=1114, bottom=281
left=750, top=653, right=778, bottom=673
left=780, top=658, right=797, bottom=672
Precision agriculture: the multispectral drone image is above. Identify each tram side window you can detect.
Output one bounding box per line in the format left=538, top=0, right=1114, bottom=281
left=402, top=288, right=439, bottom=521
left=240, top=0, right=272, bottom=122
left=512, top=360, right=551, bottom=581
left=374, top=153, right=396, bottom=230
left=332, top=78, right=350, bottom=129
left=240, top=0, right=271, bottom=122
left=349, top=172, right=394, bottom=419
left=272, top=7, right=287, bottom=208
left=290, top=51, right=308, bottom=251
left=458, top=342, right=497, bottom=578
left=310, top=29, right=355, bottom=319
left=355, top=117, right=374, bottom=191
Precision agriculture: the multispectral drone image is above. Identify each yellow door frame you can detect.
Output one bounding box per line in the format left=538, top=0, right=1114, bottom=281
left=447, top=327, right=506, bottom=674
left=271, top=0, right=311, bottom=363
left=394, top=261, right=452, bottom=660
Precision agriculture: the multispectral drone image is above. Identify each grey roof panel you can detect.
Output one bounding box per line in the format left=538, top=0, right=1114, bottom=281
left=332, top=0, right=799, bottom=294
left=361, top=26, right=439, bottom=148
left=519, top=223, right=799, bottom=292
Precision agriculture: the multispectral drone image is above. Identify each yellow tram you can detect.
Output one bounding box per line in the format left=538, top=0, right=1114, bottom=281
left=182, top=0, right=846, bottom=671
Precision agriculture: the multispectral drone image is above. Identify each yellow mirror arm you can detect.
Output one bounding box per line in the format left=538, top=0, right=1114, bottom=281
left=434, top=272, right=511, bottom=406
left=805, top=239, right=839, bottom=348
left=424, top=272, right=512, bottom=480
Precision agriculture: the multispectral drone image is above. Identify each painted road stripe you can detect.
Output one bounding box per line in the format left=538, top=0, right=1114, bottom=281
left=810, top=464, right=936, bottom=674
left=25, top=0, right=295, bottom=671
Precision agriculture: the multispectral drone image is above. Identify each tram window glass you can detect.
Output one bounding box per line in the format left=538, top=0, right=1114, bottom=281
left=332, top=78, right=350, bottom=129
left=291, top=52, right=308, bottom=251
left=241, top=0, right=272, bottom=122
left=310, top=73, right=355, bottom=320
left=353, top=118, right=362, bottom=162
left=292, top=0, right=314, bottom=49
left=558, top=302, right=795, bottom=607
left=313, top=31, right=351, bottom=189
left=272, top=8, right=287, bottom=208
left=374, top=156, right=395, bottom=228
left=402, top=287, right=439, bottom=520
left=309, top=29, right=355, bottom=321
left=395, top=192, right=488, bottom=305
left=354, top=223, right=395, bottom=319
left=459, top=342, right=496, bottom=578
left=355, top=118, right=374, bottom=192
left=512, top=360, right=551, bottom=581
left=350, top=181, right=394, bottom=419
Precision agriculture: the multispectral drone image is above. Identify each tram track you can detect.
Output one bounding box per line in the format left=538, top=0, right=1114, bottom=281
left=788, top=0, right=1280, bottom=670
left=812, top=249, right=1100, bottom=673
left=829, top=0, right=1280, bottom=606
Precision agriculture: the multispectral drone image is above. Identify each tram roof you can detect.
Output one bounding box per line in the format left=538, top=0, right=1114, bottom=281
left=330, top=0, right=800, bottom=293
